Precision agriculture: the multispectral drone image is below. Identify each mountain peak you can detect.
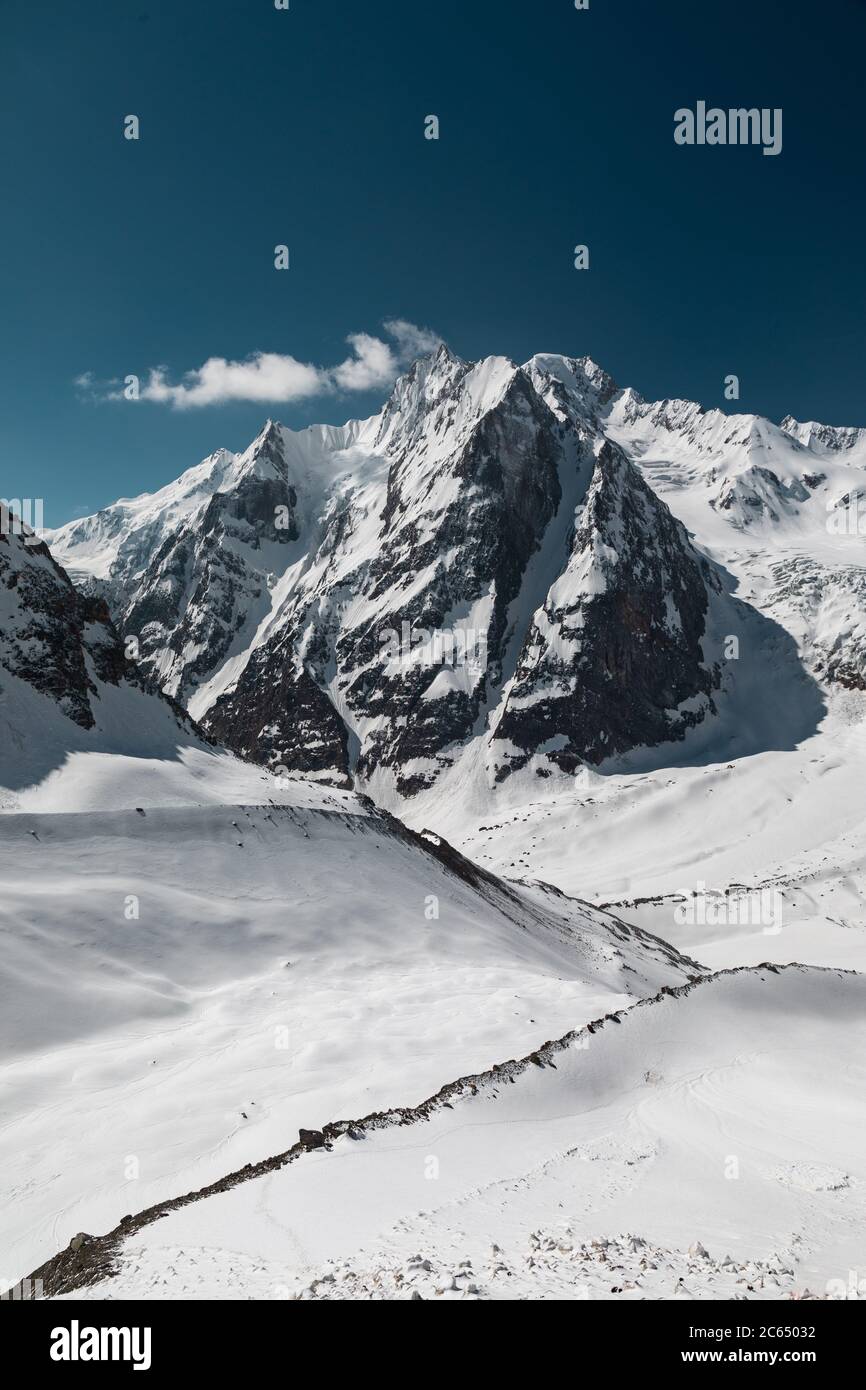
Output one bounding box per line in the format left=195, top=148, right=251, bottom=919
left=431, top=340, right=462, bottom=367
left=234, top=418, right=290, bottom=484
left=524, top=353, right=619, bottom=425
left=780, top=414, right=866, bottom=456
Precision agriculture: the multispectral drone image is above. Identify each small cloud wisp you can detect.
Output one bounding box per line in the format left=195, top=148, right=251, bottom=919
left=80, top=319, right=443, bottom=410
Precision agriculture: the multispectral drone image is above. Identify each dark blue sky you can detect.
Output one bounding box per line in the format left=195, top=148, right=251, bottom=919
left=2, top=0, right=864, bottom=525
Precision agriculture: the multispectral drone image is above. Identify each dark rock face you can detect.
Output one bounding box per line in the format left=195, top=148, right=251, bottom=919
left=339, top=369, right=566, bottom=793
left=0, top=506, right=197, bottom=734
left=205, top=634, right=351, bottom=783
left=202, top=362, right=574, bottom=794
left=1, top=514, right=120, bottom=728
left=491, top=442, right=721, bottom=776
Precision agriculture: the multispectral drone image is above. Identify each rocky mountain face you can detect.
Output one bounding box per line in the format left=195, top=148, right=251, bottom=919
left=491, top=439, right=721, bottom=777
left=1, top=509, right=116, bottom=729
left=0, top=504, right=200, bottom=752
left=205, top=352, right=577, bottom=793
left=123, top=425, right=300, bottom=706
left=45, top=346, right=866, bottom=803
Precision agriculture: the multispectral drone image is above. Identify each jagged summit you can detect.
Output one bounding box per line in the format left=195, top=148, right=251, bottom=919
left=780, top=414, right=866, bottom=457
left=525, top=353, right=620, bottom=422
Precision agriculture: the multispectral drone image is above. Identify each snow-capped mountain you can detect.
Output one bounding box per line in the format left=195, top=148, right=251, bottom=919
left=47, top=346, right=866, bottom=822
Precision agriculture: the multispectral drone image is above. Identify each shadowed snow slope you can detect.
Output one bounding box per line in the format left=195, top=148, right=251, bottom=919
left=32, top=965, right=866, bottom=1302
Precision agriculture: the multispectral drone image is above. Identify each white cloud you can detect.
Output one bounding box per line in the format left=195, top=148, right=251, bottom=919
left=383, top=318, right=443, bottom=360
left=332, top=333, right=398, bottom=392
left=82, top=320, right=444, bottom=410
left=140, top=354, right=326, bottom=409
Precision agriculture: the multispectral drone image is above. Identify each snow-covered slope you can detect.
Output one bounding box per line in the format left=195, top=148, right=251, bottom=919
left=0, top=735, right=698, bottom=1284
left=29, top=965, right=866, bottom=1301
